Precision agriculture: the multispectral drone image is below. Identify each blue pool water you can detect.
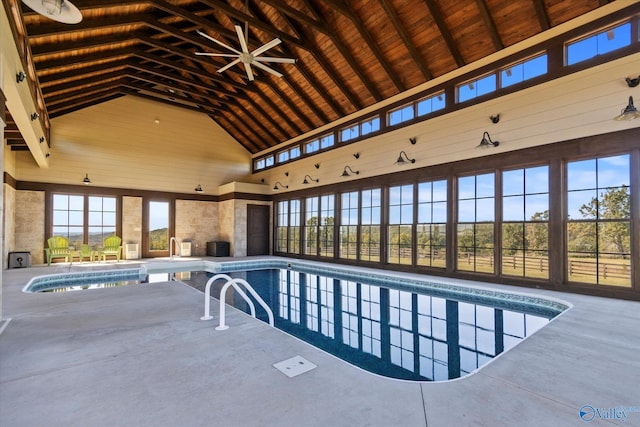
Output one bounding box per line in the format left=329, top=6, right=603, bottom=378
left=181, top=268, right=560, bottom=381
left=24, top=261, right=567, bottom=381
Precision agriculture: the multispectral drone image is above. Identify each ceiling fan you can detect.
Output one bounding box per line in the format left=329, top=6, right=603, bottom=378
left=195, top=23, right=296, bottom=81
left=21, top=0, right=83, bottom=24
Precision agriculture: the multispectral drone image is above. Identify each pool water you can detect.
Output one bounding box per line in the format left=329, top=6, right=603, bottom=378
left=181, top=269, right=555, bottom=381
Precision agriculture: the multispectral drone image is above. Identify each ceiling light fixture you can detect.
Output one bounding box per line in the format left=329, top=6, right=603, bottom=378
left=83, top=174, right=91, bottom=185
left=21, top=0, right=83, bottom=24
left=302, top=175, right=319, bottom=185
left=16, top=71, right=26, bottom=83
left=195, top=184, right=203, bottom=192
left=614, top=96, right=640, bottom=121
left=395, top=151, right=415, bottom=165
left=273, top=181, right=288, bottom=191
left=476, top=131, right=500, bottom=148
left=341, top=166, right=359, bottom=177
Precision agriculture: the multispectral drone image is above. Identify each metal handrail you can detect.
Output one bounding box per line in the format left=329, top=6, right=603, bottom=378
left=201, top=274, right=254, bottom=320
left=215, top=278, right=274, bottom=330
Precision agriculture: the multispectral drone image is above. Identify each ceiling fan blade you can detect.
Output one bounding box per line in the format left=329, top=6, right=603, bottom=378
left=254, top=56, right=296, bottom=64
left=217, top=58, right=241, bottom=74
left=197, top=30, right=241, bottom=55
left=195, top=52, right=240, bottom=58
left=252, top=61, right=283, bottom=78
left=235, top=24, right=250, bottom=54
left=251, top=38, right=282, bottom=57
left=244, top=62, right=255, bottom=81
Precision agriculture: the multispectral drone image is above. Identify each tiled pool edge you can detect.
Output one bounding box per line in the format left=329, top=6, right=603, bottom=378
left=24, top=257, right=571, bottom=317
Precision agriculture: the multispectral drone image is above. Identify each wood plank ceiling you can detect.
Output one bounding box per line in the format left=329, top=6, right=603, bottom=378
left=4, top=0, right=610, bottom=154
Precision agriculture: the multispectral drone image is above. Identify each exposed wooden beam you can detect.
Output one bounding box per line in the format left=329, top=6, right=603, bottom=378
left=532, top=0, right=551, bottom=31
left=475, top=0, right=503, bottom=51
left=378, top=0, right=432, bottom=81
left=332, top=0, right=406, bottom=92
left=422, top=0, right=465, bottom=67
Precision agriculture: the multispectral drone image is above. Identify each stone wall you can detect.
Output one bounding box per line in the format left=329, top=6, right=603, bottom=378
left=218, top=199, right=234, bottom=255
left=122, top=196, right=142, bottom=259
left=15, top=190, right=45, bottom=265
left=175, top=199, right=218, bottom=256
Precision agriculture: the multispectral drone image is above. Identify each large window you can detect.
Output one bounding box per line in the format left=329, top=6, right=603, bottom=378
left=276, top=199, right=300, bottom=254
left=388, top=185, right=414, bottom=265
left=502, top=166, right=549, bottom=279
left=566, top=155, right=631, bottom=287
left=53, top=194, right=117, bottom=249
left=276, top=200, right=288, bottom=253
left=304, top=197, right=319, bottom=255
left=339, top=192, right=359, bottom=259
left=304, top=195, right=335, bottom=257
left=361, top=189, right=381, bottom=262
left=53, top=194, right=84, bottom=248
left=457, top=173, right=495, bottom=273
left=417, top=180, right=447, bottom=268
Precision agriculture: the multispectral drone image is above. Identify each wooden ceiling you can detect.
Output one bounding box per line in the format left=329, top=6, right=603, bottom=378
left=5, top=0, right=612, bottom=154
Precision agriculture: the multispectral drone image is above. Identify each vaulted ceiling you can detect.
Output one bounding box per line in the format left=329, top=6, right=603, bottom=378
left=4, top=0, right=612, bottom=154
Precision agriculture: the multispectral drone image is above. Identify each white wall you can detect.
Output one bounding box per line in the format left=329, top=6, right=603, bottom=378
left=13, top=96, right=255, bottom=195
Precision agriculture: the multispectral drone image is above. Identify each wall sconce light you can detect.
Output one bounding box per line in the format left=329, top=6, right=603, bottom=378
left=395, top=150, right=415, bottom=165
left=353, top=153, right=360, bottom=159
left=195, top=184, right=203, bottom=192
left=83, top=174, right=91, bottom=185
left=614, top=96, right=640, bottom=121
left=39, top=137, right=45, bottom=143
left=476, top=131, right=500, bottom=148
left=284, top=171, right=289, bottom=176
left=273, top=181, right=288, bottom=190
left=490, top=114, right=500, bottom=124
left=409, top=137, right=417, bottom=145
left=625, top=76, right=640, bottom=88
left=46, top=153, right=50, bottom=157
left=302, top=174, right=319, bottom=184
left=314, top=163, right=320, bottom=169
left=341, top=166, right=359, bottom=177
left=16, top=71, right=26, bottom=83
left=30, top=112, right=39, bottom=121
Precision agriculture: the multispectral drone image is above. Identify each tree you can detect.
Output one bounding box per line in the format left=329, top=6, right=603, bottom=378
left=578, top=186, right=630, bottom=257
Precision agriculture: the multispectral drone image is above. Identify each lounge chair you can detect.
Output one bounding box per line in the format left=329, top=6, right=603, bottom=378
left=45, top=236, right=72, bottom=266
left=97, top=235, right=122, bottom=262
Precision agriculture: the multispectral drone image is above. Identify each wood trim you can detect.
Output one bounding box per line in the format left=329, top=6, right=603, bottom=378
left=3, top=172, right=17, bottom=189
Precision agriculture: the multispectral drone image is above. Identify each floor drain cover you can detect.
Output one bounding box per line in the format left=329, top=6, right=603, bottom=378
left=273, top=356, right=317, bottom=378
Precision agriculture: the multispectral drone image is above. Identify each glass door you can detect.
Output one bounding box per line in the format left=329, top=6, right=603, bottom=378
left=144, top=200, right=171, bottom=257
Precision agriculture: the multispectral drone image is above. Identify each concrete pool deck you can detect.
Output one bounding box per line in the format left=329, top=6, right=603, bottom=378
left=1, top=257, right=639, bottom=427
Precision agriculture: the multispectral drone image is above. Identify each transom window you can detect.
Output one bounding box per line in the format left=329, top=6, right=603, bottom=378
left=566, top=21, right=631, bottom=66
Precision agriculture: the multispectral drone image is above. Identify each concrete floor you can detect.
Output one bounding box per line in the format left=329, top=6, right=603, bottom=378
left=1, top=258, right=639, bottom=427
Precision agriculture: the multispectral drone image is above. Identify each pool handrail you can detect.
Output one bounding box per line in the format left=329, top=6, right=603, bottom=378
left=215, top=278, right=274, bottom=330
left=201, top=274, right=256, bottom=321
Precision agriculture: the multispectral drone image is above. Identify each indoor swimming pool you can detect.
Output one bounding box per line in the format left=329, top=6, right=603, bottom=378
left=23, top=259, right=569, bottom=381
